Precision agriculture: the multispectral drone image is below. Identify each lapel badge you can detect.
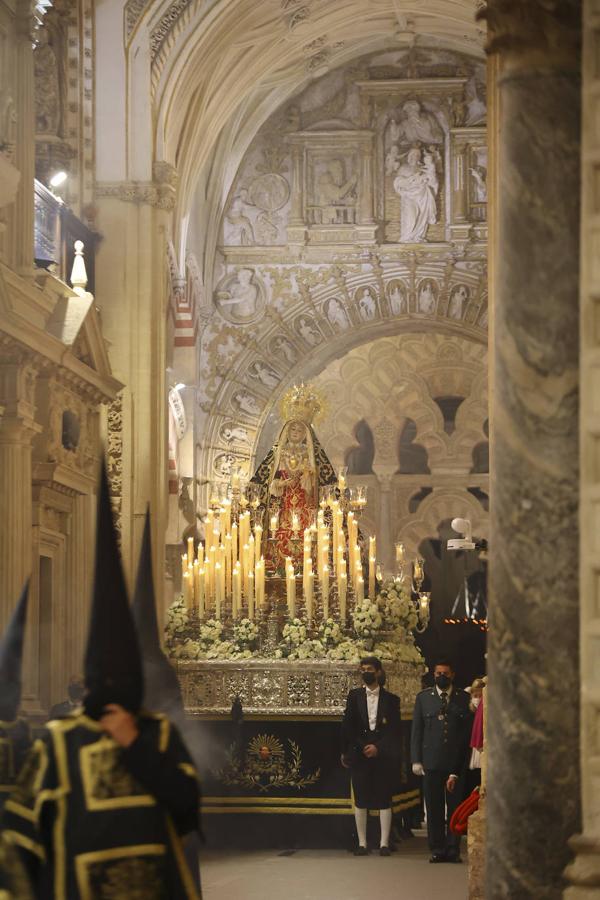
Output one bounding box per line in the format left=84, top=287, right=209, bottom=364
left=382, top=717, right=387, bottom=725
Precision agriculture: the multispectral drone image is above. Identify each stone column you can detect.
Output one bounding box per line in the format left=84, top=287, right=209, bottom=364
left=358, top=141, right=374, bottom=225
left=564, top=2, right=600, bottom=894
left=0, top=358, right=40, bottom=625
left=484, top=2, right=582, bottom=898
left=289, top=144, right=304, bottom=225
left=451, top=139, right=468, bottom=223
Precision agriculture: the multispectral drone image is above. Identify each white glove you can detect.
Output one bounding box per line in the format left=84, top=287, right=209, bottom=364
left=412, top=763, right=425, bottom=777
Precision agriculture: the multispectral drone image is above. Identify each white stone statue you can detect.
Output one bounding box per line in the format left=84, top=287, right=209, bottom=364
left=393, top=148, right=438, bottom=243
left=358, top=287, right=376, bottom=321
left=297, top=317, right=321, bottom=346
left=249, top=361, right=280, bottom=389
left=225, top=192, right=255, bottom=245
left=390, top=100, right=444, bottom=146
left=327, top=297, right=349, bottom=330
left=448, top=285, right=469, bottom=320
left=385, top=145, right=401, bottom=176
left=389, top=282, right=407, bottom=315
left=221, top=424, right=250, bottom=443
left=418, top=280, right=437, bottom=314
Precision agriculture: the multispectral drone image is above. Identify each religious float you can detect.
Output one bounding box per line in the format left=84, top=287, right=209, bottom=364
left=166, top=384, right=431, bottom=848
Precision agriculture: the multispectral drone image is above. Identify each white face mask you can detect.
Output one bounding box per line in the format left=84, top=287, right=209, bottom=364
left=471, top=697, right=481, bottom=709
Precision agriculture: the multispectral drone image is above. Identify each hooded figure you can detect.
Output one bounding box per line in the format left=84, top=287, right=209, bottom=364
left=0, top=583, right=31, bottom=815
left=1, top=459, right=201, bottom=899
left=132, top=509, right=183, bottom=718
left=83, top=459, right=143, bottom=720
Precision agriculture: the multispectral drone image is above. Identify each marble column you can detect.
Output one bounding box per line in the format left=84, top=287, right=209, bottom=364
left=485, top=1, right=582, bottom=897
left=564, top=2, right=600, bottom=894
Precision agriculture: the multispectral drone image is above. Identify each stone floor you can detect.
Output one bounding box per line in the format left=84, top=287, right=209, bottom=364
left=200, top=836, right=468, bottom=899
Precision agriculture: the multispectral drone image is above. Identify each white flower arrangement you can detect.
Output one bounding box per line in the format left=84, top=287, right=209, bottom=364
left=233, top=618, right=259, bottom=647
left=165, top=596, right=189, bottom=644
left=288, top=639, right=326, bottom=661
left=317, top=618, right=343, bottom=647
left=282, top=618, right=308, bottom=648
left=352, top=599, right=383, bottom=639
left=372, top=640, right=424, bottom=665
left=326, top=640, right=362, bottom=663
left=198, top=618, right=223, bottom=649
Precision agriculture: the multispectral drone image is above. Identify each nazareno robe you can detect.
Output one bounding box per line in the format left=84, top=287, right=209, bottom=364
left=0, top=718, right=31, bottom=815
left=1, top=711, right=200, bottom=899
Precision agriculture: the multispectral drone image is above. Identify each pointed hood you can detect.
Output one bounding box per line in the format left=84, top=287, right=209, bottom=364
left=0, top=582, right=29, bottom=721
left=132, top=508, right=183, bottom=715
left=83, top=458, right=143, bottom=719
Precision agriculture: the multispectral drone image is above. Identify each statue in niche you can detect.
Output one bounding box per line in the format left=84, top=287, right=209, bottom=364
left=296, top=316, right=321, bottom=346
left=393, top=148, right=439, bottom=243
left=388, top=281, right=408, bottom=316
left=233, top=391, right=261, bottom=417
left=418, top=280, right=437, bottom=315
left=271, top=335, right=297, bottom=364
left=34, top=26, right=63, bottom=136
left=357, top=287, right=376, bottom=321
left=326, top=297, right=350, bottom=331
left=249, top=361, right=280, bottom=390
left=448, top=285, right=469, bottom=320
left=225, top=192, right=255, bottom=245
left=315, top=158, right=357, bottom=225
left=465, top=76, right=487, bottom=126
left=470, top=165, right=487, bottom=203
left=215, top=268, right=265, bottom=323
left=214, top=453, right=235, bottom=478
left=249, top=385, right=337, bottom=574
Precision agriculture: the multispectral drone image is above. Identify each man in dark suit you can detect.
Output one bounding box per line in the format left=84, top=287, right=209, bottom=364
left=341, top=656, right=401, bottom=856
left=410, top=657, right=472, bottom=863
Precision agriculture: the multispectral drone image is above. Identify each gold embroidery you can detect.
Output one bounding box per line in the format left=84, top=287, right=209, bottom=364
left=75, top=845, right=166, bottom=900
left=4, top=739, right=48, bottom=823
left=2, top=829, right=45, bottom=861
left=214, top=733, right=320, bottom=792
left=0, top=737, right=15, bottom=790
left=80, top=737, right=156, bottom=811
left=166, top=817, right=200, bottom=900
left=177, top=762, right=198, bottom=780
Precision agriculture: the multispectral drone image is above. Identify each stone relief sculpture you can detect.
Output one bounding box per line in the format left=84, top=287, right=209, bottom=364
left=313, top=158, right=357, bottom=225
left=233, top=390, right=262, bottom=417
left=34, top=26, right=64, bottom=136
left=326, top=297, right=350, bottom=330
left=295, top=315, right=322, bottom=346
left=448, top=284, right=469, bottom=320
left=225, top=191, right=255, bottom=245
left=417, top=279, right=438, bottom=315
left=356, top=286, right=377, bottom=321
left=221, top=423, right=250, bottom=444
left=387, top=280, right=408, bottom=315
left=393, top=148, right=439, bottom=243
left=215, top=268, right=266, bottom=324
left=470, top=164, right=487, bottom=203
left=249, top=361, right=281, bottom=389
left=389, top=100, right=444, bottom=146
left=270, top=334, right=298, bottom=364
left=465, top=75, right=487, bottom=126
left=214, top=452, right=235, bottom=478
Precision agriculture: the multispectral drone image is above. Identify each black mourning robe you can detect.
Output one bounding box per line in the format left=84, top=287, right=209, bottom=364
left=2, top=711, right=200, bottom=899
left=0, top=718, right=31, bottom=816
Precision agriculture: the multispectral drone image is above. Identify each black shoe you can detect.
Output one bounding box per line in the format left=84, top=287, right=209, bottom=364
left=429, top=853, right=447, bottom=863
left=379, top=846, right=391, bottom=857
left=354, top=846, right=368, bottom=856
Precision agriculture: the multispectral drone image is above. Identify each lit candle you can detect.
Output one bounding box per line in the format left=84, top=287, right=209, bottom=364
left=215, top=562, right=223, bottom=620
left=287, top=569, right=296, bottom=618
left=369, top=535, right=377, bottom=560
left=242, top=543, right=250, bottom=597
left=247, top=571, right=255, bottom=619
left=338, top=473, right=346, bottom=492
left=231, top=471, right=240, bottom=491
left=254, top=525, right=263, bottom=560
left=339, top=571, right=347, bottom=622
left=292, top=513, right=300, bottom=534
left=356, top=574, right=364, bottom=603
left=197, top=568, right=205, bottom=619
left=369, top=555, right=376, bottom=600
left=181, top=553, right=188, bottom=579
left=183, top=571, right=193, bottom=610
left=187, top=536, right=194, bottom=562
left=395, top=542, right=405, bottom=566
left=232, top=564, right=241, bottom=616
left=270, top=513, right=278, bottom=534
left=322, top=564, right=329, bottom=619
left=305, top=569, right=314, bottom=622
left=231, top=522, right=238, bottom=565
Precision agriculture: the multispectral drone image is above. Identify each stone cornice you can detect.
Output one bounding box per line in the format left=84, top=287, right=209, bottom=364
left=477, top=0, right=581, bottom=73
left=95, top=178, right=177, bottom=211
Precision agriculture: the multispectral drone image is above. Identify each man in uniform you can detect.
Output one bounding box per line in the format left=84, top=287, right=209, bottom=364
left=341, top=656, right=401, bottom=855
left=1, top=462, right=201, bottom=898
left=410, top=657, right=472, bottom=863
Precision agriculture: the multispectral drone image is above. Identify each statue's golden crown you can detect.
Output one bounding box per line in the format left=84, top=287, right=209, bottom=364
left=280, top=383, right=324, bottom=425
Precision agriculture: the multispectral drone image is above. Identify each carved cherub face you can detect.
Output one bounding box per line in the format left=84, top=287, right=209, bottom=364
left=238, top=268, right=252, bottom=285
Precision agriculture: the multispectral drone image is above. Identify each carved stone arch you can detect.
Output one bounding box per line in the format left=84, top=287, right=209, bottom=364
left=395, top=489, right=488, bottom=558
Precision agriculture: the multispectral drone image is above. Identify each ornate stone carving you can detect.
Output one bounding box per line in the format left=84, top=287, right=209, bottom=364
left=124, top=0, right=147, bottom=42
left=150, top=0, right=194, bottom=60
left=478, top=0, right=581, bottom=70
left=95, top=181, right=176, bottom=211
left=106, top=392, right=123, bottom=540
left=214, top=268, right=266, bottom=325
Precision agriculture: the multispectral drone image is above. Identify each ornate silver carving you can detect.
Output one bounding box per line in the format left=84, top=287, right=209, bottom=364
left=176, top=659, right=424, bottom=717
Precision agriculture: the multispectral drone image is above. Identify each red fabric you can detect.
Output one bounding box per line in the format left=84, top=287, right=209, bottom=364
left=449, top=789, right=480, bottom=835
left=470, top=696, right=484, bottom=750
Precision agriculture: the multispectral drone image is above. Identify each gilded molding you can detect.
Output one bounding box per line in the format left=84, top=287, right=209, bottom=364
left=477, top=0, right=581, bottom=71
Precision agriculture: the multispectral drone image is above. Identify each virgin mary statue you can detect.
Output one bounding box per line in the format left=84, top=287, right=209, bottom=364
left=250, top=384, right=337, bottom=574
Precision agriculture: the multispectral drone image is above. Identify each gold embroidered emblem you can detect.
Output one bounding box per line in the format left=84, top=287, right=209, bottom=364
left=75, top=845, right=166, bottom=899
left=213, top=733, right=320, bottom=792
left=80, top=738, right=156, bottom=811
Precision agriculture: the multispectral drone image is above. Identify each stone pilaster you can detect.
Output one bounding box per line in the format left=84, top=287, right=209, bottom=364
left=483, top=1, right=582, bottom=897
left=14, top=5, right=35, bottom=273
left=564, top=1, right=600, bottom=894
left=0, top=357, right=41, bottom=625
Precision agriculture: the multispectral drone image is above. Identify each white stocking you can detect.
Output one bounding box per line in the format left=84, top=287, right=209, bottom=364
left=354, top=807, right=367, bottom=848
left=380, top=808, right=392, bottom=848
